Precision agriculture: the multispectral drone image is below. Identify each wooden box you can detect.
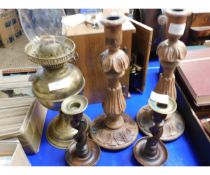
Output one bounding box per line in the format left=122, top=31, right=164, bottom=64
left=0, top=68, right=46, bottom=154
left=0, top=139, right=30, bottom=166
left=0, top=99, right=47, bottom=154
left=129, top=18, right=153, bottom=92
left=186, top=12, right=210, bottom=45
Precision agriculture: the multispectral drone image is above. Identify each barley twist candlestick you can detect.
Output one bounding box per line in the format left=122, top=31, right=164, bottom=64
left=71, top=115, right=88, bottom=158
left=62, top=95, right=100, bottom=166
left=136, top=9, right=190, bottom=141
left=90, top=14, right=138, bottom=150
left=134, top=93, right=177, bottom=166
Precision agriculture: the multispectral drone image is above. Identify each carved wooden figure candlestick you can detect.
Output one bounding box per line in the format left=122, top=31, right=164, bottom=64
left=134, top=92, right=177, bottom=166
left=90, top=14, right=138, bottom=150
left=61, top=95, right=100, bottom=166
left=136, top=9, right=190, bottom=141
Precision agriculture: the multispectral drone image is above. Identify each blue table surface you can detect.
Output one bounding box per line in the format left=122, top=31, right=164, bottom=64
left=28, top=60, right=202, bottom=166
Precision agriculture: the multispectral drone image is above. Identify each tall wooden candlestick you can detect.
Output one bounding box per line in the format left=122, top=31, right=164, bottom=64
left=90, top=14, right=138, bottom=150
left=136, top=9, right=190, bottom=141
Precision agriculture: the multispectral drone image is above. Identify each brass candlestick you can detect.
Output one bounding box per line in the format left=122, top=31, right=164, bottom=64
left=90, top=14, right=138, bottom=150
left=136, top=9, right=190, bottom=141
left=134, top=94, right=177, bottom=166
left=62, top=95, right=100, bottom=166
left=24, top=36, right=90, bottom=149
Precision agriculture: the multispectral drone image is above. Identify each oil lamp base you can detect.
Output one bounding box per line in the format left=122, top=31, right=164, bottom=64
left=90, top=114, right=138, bottom=150
left=46, top=114, right=91, bottom=149
left=136, top=105, right=185, bottom=141
left=65, top=138, right=100, bottom=166
left=133, top=137, right=168, bottom=166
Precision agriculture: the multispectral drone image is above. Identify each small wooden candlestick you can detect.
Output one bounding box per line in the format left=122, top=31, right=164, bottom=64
left=90, top=14, right=138, bottom=150
left=136, top=9, right=190, bottom=141
left=61, top=95, right=100, bottom=166
left=134, top=93, right=177, bottom=166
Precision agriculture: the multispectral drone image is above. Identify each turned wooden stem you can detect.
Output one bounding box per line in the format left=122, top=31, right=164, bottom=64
left=104, top=79, right=125, bottom=129
left=161, top=61, right=178, bottom=78
left=71, top=113, right=89, bottom=158
left=108, top=78, right=120, bottom=88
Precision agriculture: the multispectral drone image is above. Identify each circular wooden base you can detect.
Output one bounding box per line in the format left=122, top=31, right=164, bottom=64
left=46, top=114, right=91, bottom=149
left=136, top=105, right=185, bottom=141
left=65, top=138, right=100, bottom=166
left=90, top=114, right=138, bottom=150
left=133, top=137, right=168, bottom=166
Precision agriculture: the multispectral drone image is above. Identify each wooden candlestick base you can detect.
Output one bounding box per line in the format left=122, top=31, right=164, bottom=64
left=65, top=138, right=100, bottom=166
left=133, top=136, right=168, bottom=166
left=90, top=114, right=138, bottom=150
left=136, top=105, right=184, bottom=141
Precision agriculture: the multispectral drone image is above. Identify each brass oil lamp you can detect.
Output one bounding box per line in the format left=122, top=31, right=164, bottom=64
left=19, top=9, right=90, bottom=149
